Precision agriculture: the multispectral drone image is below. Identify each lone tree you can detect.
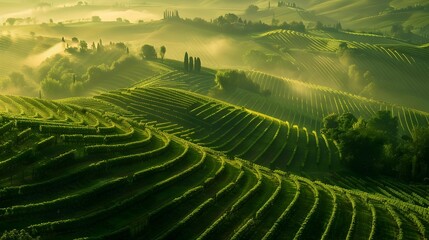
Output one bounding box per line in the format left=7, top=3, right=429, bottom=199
left=140, top=45, right=157, bottom=59
left=5, top=18, right=17, bottom=26
left=79, top=40, right=88, bottom=53
left=189, top=57, right=194, bottom=71
left=184, top=52, right=189, bottom=71
left=160, top=46, right=166, bottom=61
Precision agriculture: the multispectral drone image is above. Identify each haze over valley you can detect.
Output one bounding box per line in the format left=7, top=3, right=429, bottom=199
left=0, top=1, right=428, bottom=239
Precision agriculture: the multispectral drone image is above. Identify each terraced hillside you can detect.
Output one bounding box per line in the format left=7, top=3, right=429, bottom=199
left=225, top=71, right=429, bottom=135
left=1, top=94, right=428, bottom=240
left=258, top=29, right=429, bottom=112
left=66, top=87, right=343, bottom=173
left=100, top=62, right=429, bottom=137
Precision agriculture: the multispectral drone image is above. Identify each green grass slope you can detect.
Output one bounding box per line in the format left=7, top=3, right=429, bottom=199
left=0, top=94, right=428, bottom=239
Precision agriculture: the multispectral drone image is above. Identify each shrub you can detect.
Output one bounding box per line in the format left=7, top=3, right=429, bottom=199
left=140, top=45, right=157, bottom=59
left=214, top=70, right=260, bottom=93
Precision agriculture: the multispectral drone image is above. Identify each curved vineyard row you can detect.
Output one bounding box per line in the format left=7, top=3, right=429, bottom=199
left=0, top=94, right=428, bottom=239
left=84, top=87, right=343, bottom=173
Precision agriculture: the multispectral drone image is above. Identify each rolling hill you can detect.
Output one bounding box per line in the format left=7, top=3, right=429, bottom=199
left=61, top=58, right=428, bottom=138
left=0, top=92, right=428, bottom=239
left=0, top=3, right=429, bottom=239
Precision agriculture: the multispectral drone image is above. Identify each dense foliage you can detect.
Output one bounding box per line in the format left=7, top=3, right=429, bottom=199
left=0, top=229, right=39, bottom=240
left=322, top=111, right=429, bottom=181
left=140, top=45, right=157, bottom=59
left=214, top=70, right=268, bottom=96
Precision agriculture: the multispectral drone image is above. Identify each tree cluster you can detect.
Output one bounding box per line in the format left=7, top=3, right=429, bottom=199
left=163, top=10, right=180, bottom=20
left=214, top=70, right=270, bottom=96
left=91, top=16, right=101, bottom=22
left=381, top=4, right=427, bottom=15
left=322, top=111, right=429, bottom=181
left=315, top=21, right=342, bottom=32
left=278, top=21, right=306, bottom=32
left=184, top=52, right=201, bottom=72
left=278, top=1, right=297, bottom=8
left=212, top=13, right=272, bottom=34
left=139, top=45, right=167, bottom=60
left=245, top=5, right=259, bottom=15
left=40, top=40, right=134, bottom=99
left=3, top=17, right=36, bottom=26
left=164, top=12, right=304, bottom=35
left=65, top=38, right=128, bottom=55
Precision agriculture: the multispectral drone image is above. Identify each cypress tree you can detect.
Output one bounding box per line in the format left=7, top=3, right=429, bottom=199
left=189, top=57, right=194, bottom=72
left=195, top=57, right=199, bottom=72
left=197, top=58, right=202, bottom=72
left=184, top=52, right=189, bottom=71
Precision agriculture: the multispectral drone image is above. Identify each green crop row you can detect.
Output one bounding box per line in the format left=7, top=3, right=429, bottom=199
left=203, top=157, right=226, bottom=188
left=386, top=205, right=403, bottom=240
left=85, top=137, right=151, bottom=155
left=319, top=184, right=338, bottom=240
left=0, top=149, right=34, bottom=174
left=1, top=136, right=166, bottom=200
left=345, top=193, right=357, bottom=240
left=229, top=167, right=263, bottom=213
left=131, top=142, right=187, bottom=182
left=292, top=177, right=320, bottom=240
left=236, top=118, right=274, bottom=158
left=368, top=202, right=377, bottom=240
left=14, top=119, right=72, bottom=129
left=261, top=177, right=300, bottom=240
left=27, top=153, right=205, bottom=236
left=408, top=213, right=426, bottom=239
left=0, top=121, right=14, bottom=135
left=0, top=177, right=127, bottom=218
left=255, top=174, right=282, bottom=220
left=313, top=131, right=321, bottom=164
left=0, top=140, right=12, bottom=154
left=33, top=150, right=77, bottom=179
left=229, top=218, right=255, bottom=240
left=40, top=125, right=98, bottom=135
left=7, top=146, right=197, bottom=229
left=156, top=196, right=216, bottom=239
left=147, top=186, right=204, bottom=224
left=34, top=136, right=56, bottom=151
left=16, top=128, right=32, bottom=143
